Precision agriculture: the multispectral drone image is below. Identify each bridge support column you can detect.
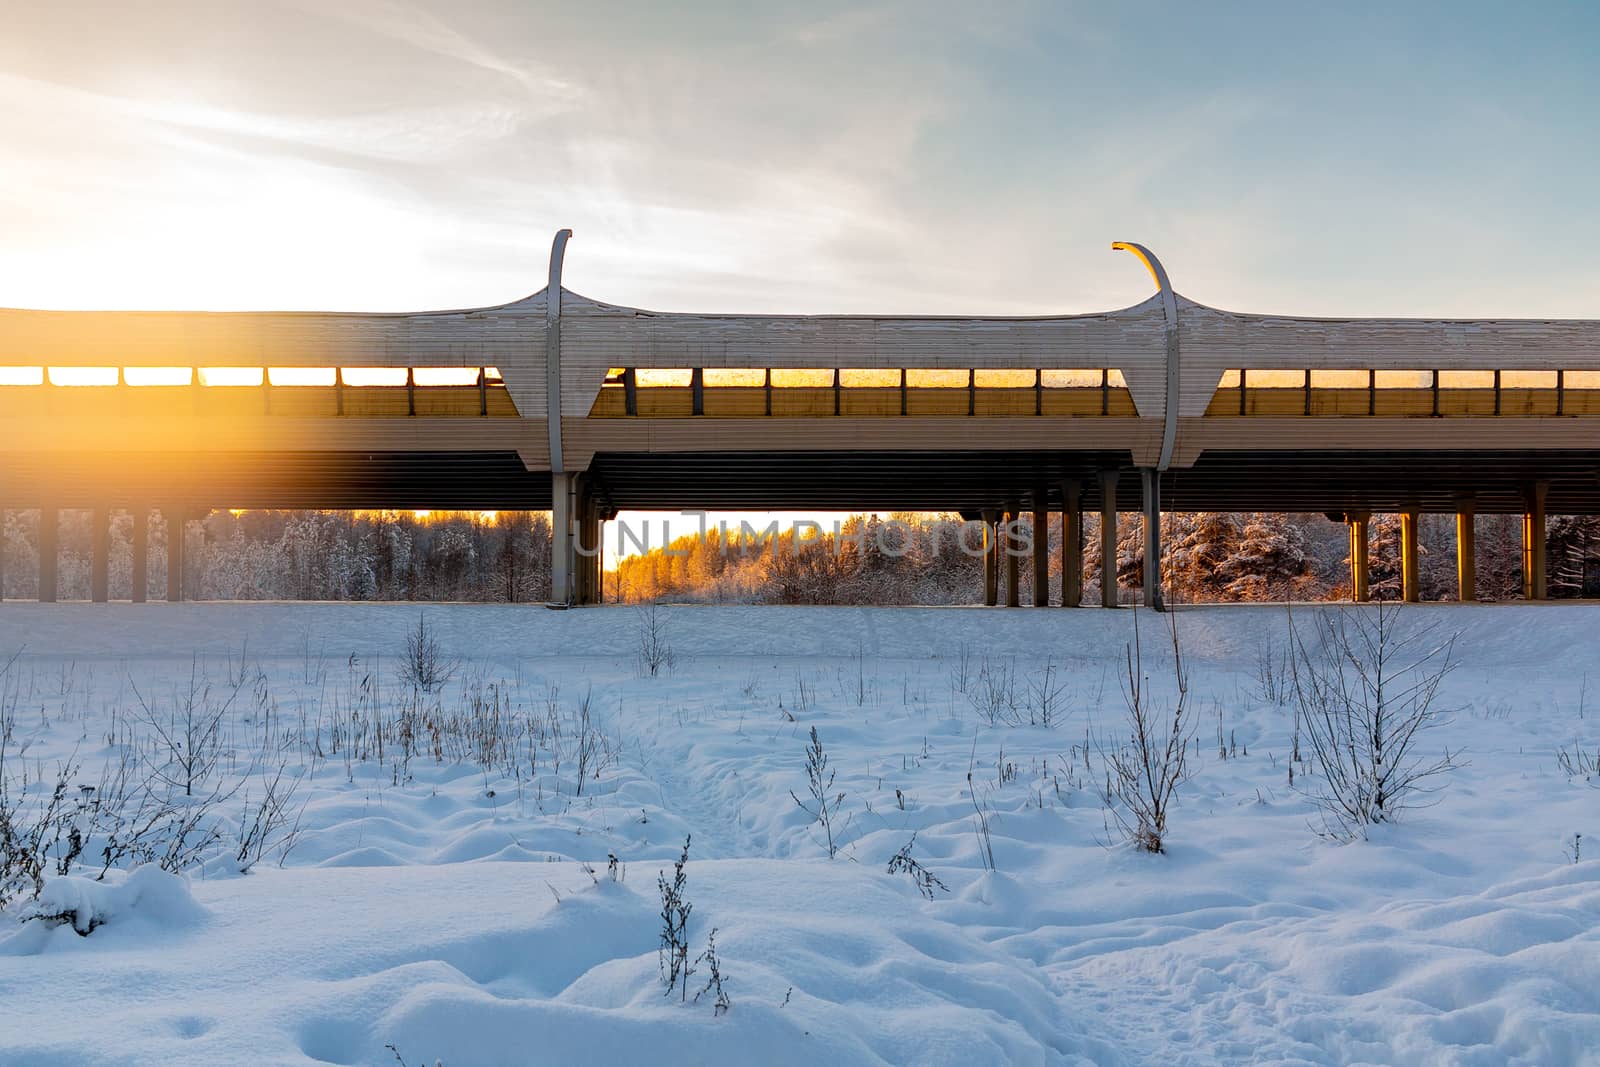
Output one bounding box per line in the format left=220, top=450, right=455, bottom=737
left=588, top=507, right=602, bottom=605
left=1347, top=511, right=1370, bottom=603
left=1004, top=507, right=1020, bottom=608
left=1523, top=481, right=1548, bottom=601
left=1400, top=507, right=1421, bottom=604
left=551, top=473, right=575, bottom=606
left=39, top=506, right=58, bottom=603
left=166, top=504, right=185, bottom=603
left=1061, top=479, right=1082, bottom=608
left=573, top=500, right=587, bottom=606
left=584, top=501, right=595, bottom=605
left=980, top=509, right=998, bottom=606
left=573, top=481, right=602, bottom=606
left=1098, top=470, right=1120, bottom=608
left=91, top=507, right=110, bottom=603
left=1454, top=496, right=1476, bottom=603
left=1140, top=469, right=1164, bottom=611
left=131, top=505, right=148, bottom=603
left=1031, top=490, right=1049, bottom=607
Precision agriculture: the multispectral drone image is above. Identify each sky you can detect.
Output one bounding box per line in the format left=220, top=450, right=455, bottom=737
left=3, top=1, right=1598, bottom=320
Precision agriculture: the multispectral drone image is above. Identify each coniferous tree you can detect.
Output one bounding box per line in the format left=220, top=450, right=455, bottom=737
left=1367, top=513, right=1405, bottom=601
left=1219, top=512, right=1312, bottom=601
left=1549, top=515, right=1600, bottom=598
left=1164, top=512, right=1241, bottom=603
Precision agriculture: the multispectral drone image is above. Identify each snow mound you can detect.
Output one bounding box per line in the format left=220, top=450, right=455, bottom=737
left=8, top=866, right=205, bottom=944
left=1053, top=862, right=1600, bottom=1065
left=304, top=861, right=1111, bottom=1067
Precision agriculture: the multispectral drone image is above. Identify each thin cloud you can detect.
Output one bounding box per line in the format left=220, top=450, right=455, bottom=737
left=285, top=0, right=581, bottom=100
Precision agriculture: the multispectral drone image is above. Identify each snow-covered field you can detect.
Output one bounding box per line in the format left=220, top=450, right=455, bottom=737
left=0, top=602, right=1596, bottom=1066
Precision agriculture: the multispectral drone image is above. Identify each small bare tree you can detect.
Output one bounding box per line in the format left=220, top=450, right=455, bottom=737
left=1099, top=610, right=1194, bottom=854
left=134, top=660, right=242, bottom=798
left=398, top=613, right=459, bottom=694
left=1025, top=657, right=1069, bottom=727
left=637, top=602, right=675, bottom=678
left=1289, top=604, right=1462, bottom=839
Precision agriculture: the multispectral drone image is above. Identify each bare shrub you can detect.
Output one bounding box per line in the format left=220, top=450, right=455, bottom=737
left=1099, top=610, right=1194, bottom=854
left=1289, top=604, right=1462, bottom=839
left=570, top=685, right=614, bottom=797
left=658, top=835, right=693, bottom=1001
left=397, top=613, right=459, bottom=694
left=0, top=647, right=22, bottom=747
left=789, top=671, right=813, bottom=716
left=0, top=748, right=83, bottom=910
left=887, top=833, right=949, bottom=899
left=93, top=778, right=229, bottom=877
left=235, top=764, right=307, bottom=873
left=384, top=1043, right=442, bottom=1067
left=837, top=643, right=869, bottom=707
left=791, top=726, right=849, bottom=858
left=947, top=642, right=974, bottom=695
left=637, top=602, right=676, bottom=678
left=968, top=656, right=1020, bottom=726
left=1255, top=631, right=1291, bottom=705
left=1557, top=740, right=1597, bottom=783
left=693, top=927, right=731, bottom=1016
left=84, top=732, right=239, bottom=879
left=967, top=775, right=997, bottom=871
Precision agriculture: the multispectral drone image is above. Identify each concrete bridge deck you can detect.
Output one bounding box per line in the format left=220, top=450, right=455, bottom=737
left=3, top=234, right=1597, bottom=607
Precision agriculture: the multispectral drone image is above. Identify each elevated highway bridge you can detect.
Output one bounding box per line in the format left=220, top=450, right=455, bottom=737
left=3, top=233, right=1598, bottom=607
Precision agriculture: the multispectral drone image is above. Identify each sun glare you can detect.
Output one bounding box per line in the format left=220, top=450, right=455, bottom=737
left=412, top=368, right=479, bottom=386
left=268, top=367, right=336, bottom=386
left=0, top=366, right=45, bottom=386
left=198, top=367, right=265, bottom=386
left=124, top=366, right=194, bottom=386
left=342, top=367, right=408, bottom=387
left=48, top=366, right=119, bottom=386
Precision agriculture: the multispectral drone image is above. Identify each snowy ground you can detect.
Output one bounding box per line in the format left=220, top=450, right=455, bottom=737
left=0, top=602, right=1596, bottom=1066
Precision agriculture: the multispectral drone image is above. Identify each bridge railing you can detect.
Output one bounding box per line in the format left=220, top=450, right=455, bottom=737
left=1206, top=368, right=1600, bottom=417
left=0, top=365, right=519, bottom=417
left=588, top=367, right=1136, bottom=418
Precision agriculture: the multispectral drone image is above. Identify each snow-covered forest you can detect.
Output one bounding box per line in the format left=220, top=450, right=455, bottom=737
left=0, top=509, right=554, bottom=603
left=6, top=508, right=1600, bottom=605
left=611, top=510, right=1578, bottom=605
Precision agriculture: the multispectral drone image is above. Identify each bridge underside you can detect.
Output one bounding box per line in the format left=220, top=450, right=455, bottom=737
left=582, top=449, right=1600, bottom=515
left=3, top=446, right=1596, bottom=607
left=3, top=447, right=1595, bottom=515
left=0, top=451, right=553, bottom=510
